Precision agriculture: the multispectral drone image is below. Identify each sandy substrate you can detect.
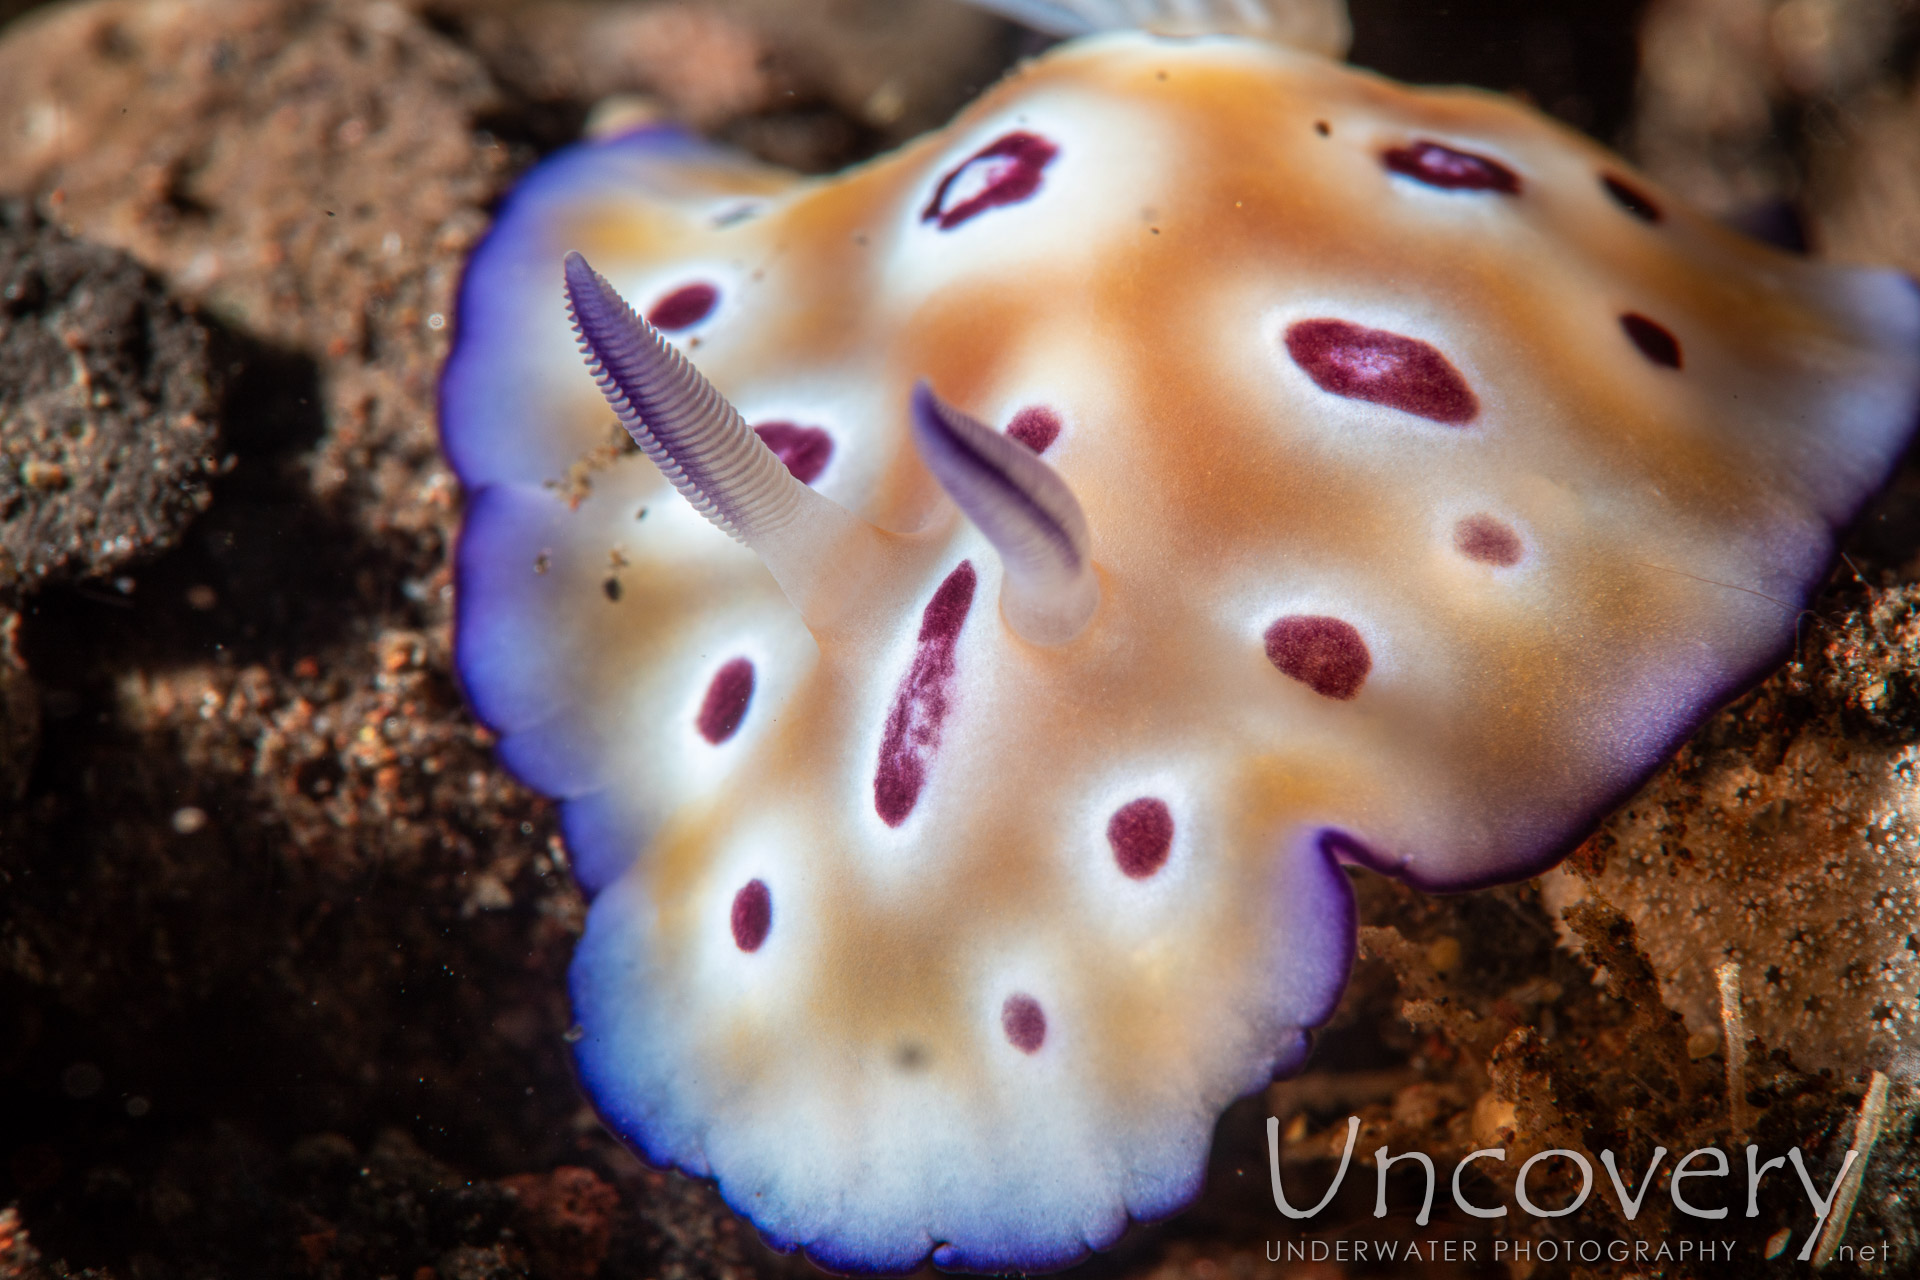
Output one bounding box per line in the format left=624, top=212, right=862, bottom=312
left=2, top=2, right=1919, bottom=1277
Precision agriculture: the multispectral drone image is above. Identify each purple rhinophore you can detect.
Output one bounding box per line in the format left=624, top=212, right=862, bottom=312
left=563, top=252, right=742, bottom=528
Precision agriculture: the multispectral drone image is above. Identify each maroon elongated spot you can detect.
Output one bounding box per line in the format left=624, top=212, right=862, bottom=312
left=1381, top=140, right=1520, bottom=194
left=730, top=879, right=771, bottom=952
left=1265, top=615, right=1371, bottom=701
left=1001, top=994, right=1046, bottom=1053
left=696, top=657, right=755, bottom=744
left=1108, top=798, right=1173, bottom=879
left=922, top=132, right=1059, bottom=231
left=1285, top=319, right=1478, bottom=424
left=1601, top=174, right=1661, bottom=222
left=1453, top=514, right=1524, bottom=567
left=1620, top=313, right=1682, bottom=368
left=753, top=422, right=834, bottom=485
left=873, top=562, right=977, bottom=826
left=647, top=282, right=719, bottom=331
left=1005, top=405, right=1062, bottom=454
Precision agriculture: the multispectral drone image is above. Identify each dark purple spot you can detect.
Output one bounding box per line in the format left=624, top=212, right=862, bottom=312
left=1264, top=615, right=1371, bottom=701
left=730, top=879, right=771, bottom=952
left=922, top=132, right=1058, bottom=231
left=753, top=422, right=834, bottom=485
left=1285, top=319, right=1478, bottom=425
left=647, top=282, right=718, bottom=331
left=1601, top=174, right=1661, bottom=223
left=1001, top=994, right=1046, bottom=1053
left=873, top=562, right=977, bottom=826
left=1381, top=140, right=1520, bottom=194
left=1620, top=313, right=1682, bottom=369
left=697, top=657, right=755, bottom=744
left=1108, top=798, right=1173, bottom=879
left=1454, top=514, right=1523, bottom=566
left=1005, top=405, right=1062, bottom=454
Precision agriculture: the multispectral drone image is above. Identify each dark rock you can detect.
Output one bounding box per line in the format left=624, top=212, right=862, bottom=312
left=0, top=205, right=218, bottom=593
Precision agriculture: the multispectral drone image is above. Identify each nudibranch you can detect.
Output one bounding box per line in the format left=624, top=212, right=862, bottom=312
left=441, top=31, right=1920, bottom=1273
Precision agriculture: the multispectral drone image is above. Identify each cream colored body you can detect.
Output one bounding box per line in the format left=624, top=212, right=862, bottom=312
left=444, top=33, right=1920, bottom=1269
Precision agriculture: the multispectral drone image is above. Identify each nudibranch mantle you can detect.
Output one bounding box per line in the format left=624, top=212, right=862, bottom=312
left=441, top=32, right=1920, bottom=1273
